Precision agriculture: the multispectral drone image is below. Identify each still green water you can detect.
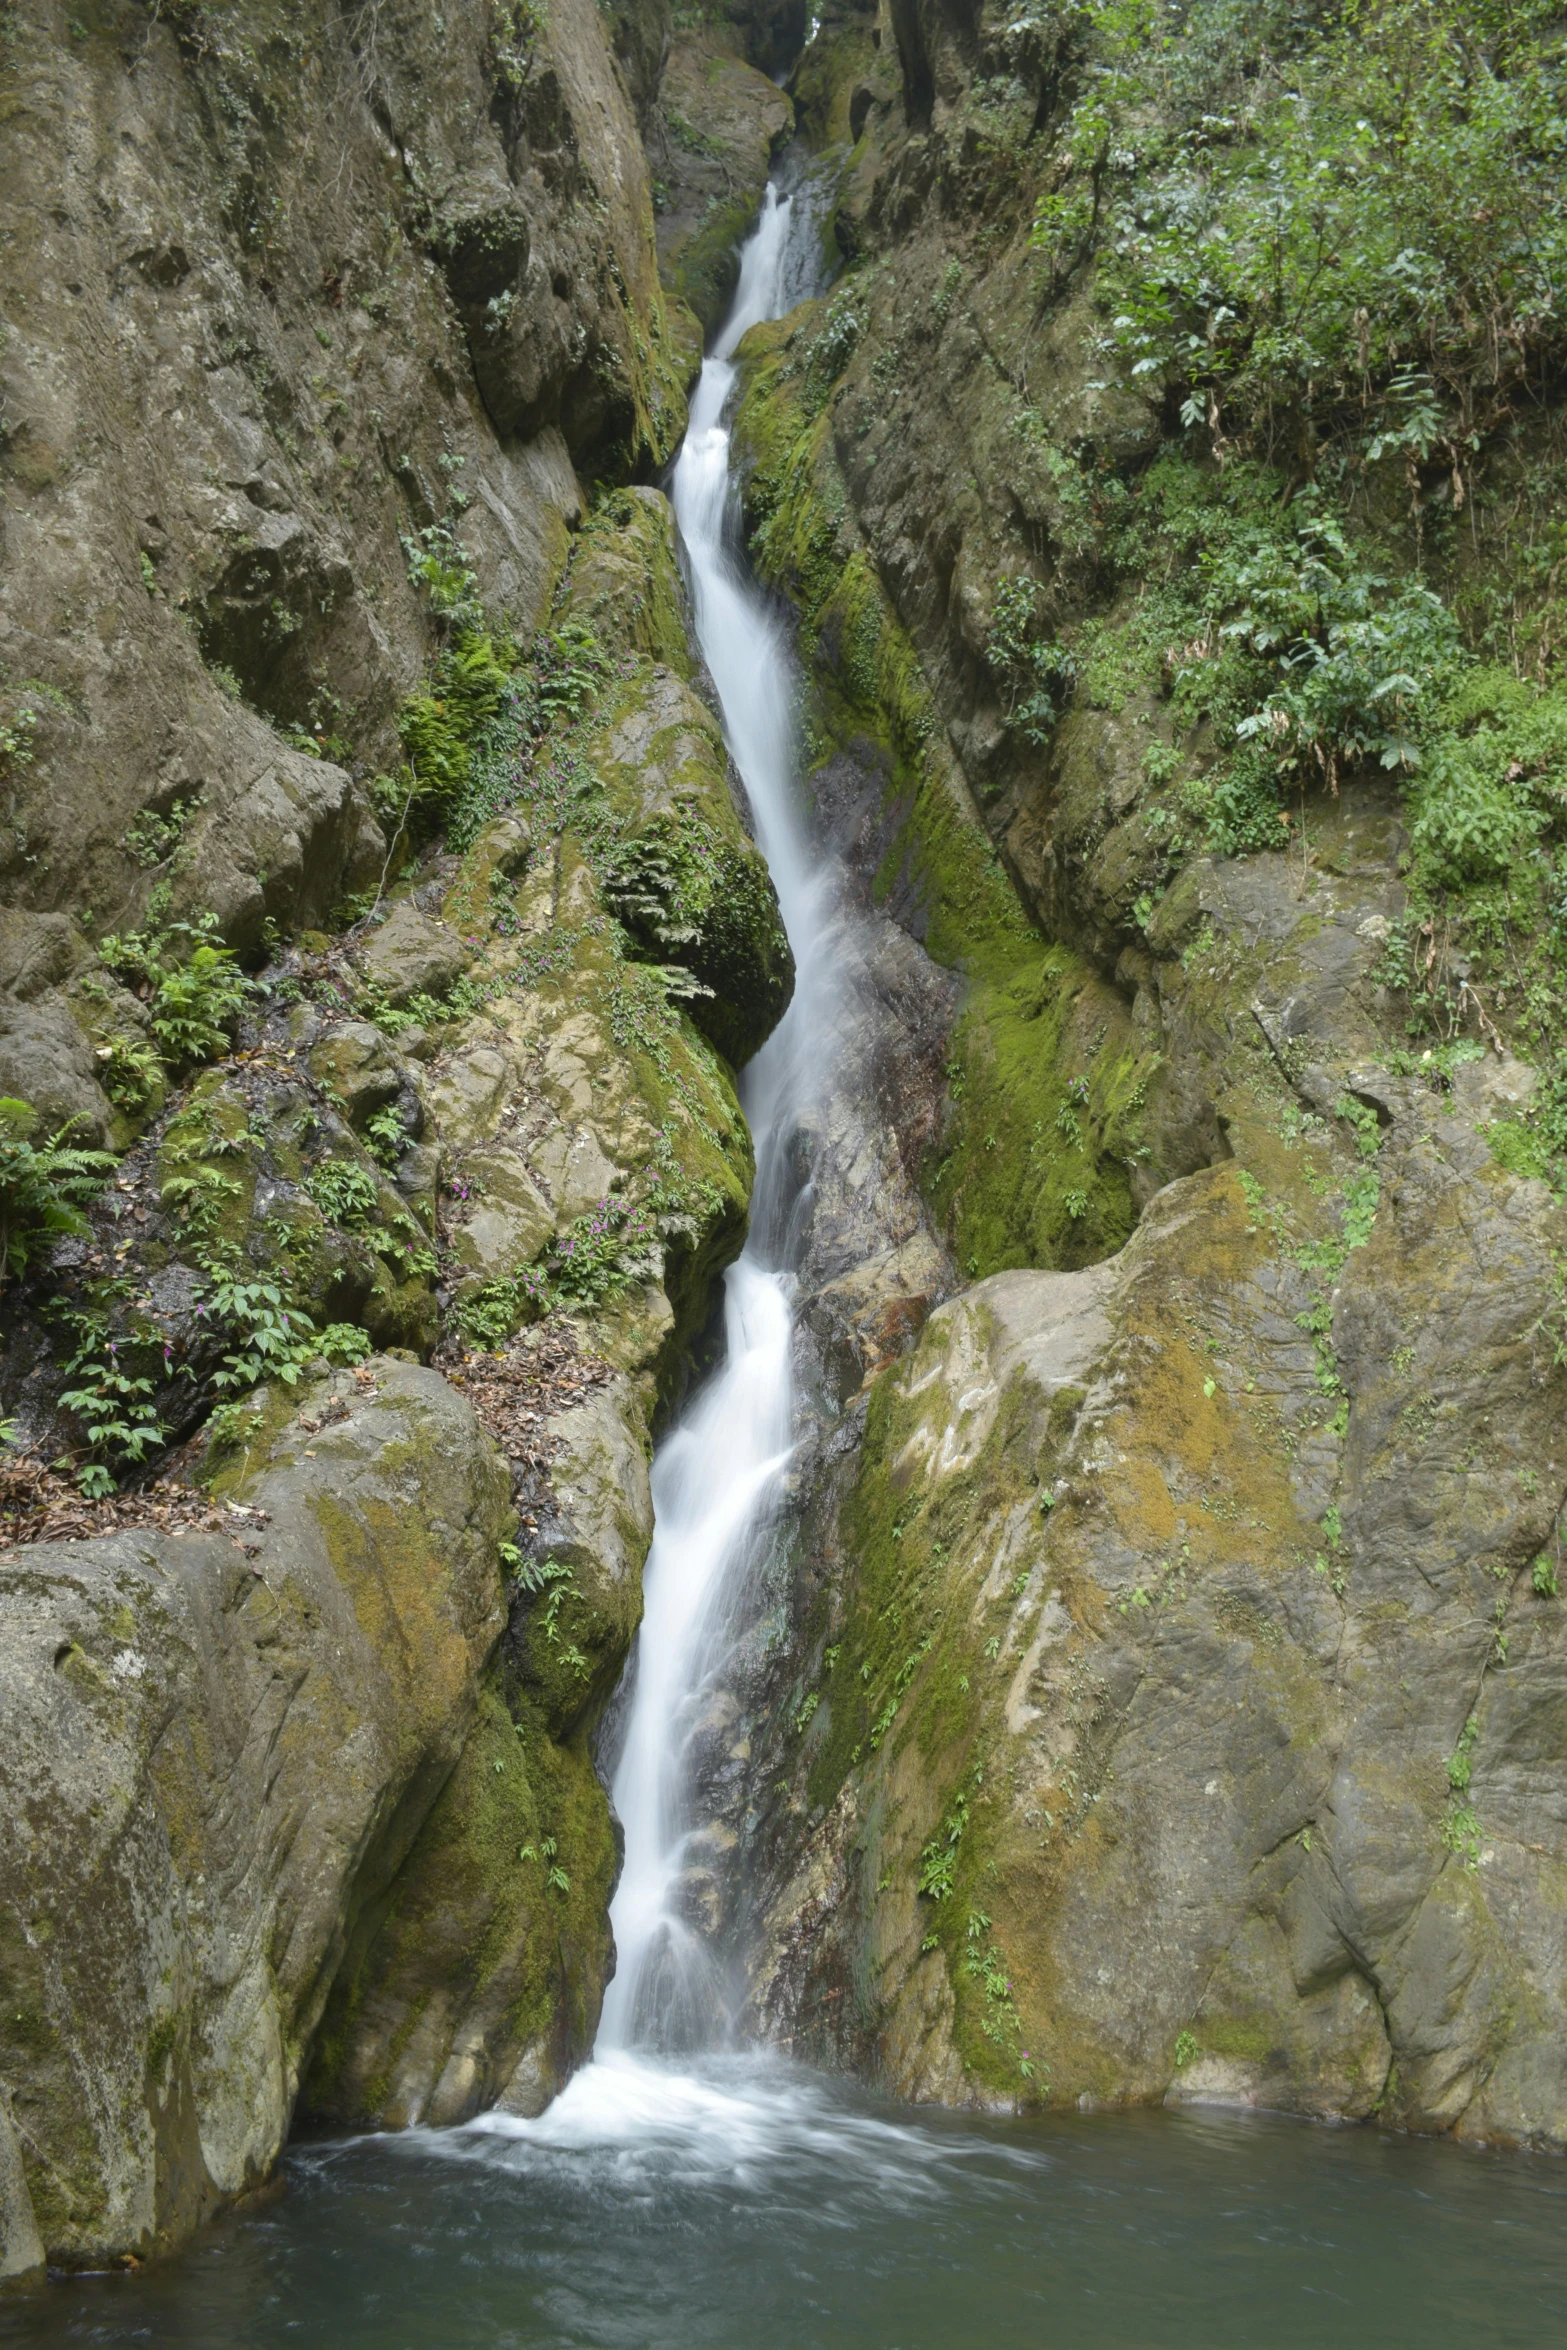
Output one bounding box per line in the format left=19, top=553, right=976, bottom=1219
left=5, top=2054, right=1564, bottom=2349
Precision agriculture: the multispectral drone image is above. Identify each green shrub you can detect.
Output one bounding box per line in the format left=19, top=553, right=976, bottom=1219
left=59, top=1331, right=163, bottom=1496
left=396, top=632, right=517, bottom=813
left=0, top=1099, right=115, bottom=1292
left=150, top=942, right=250, bottom=1063
left=1091, top=0, right=1567, bottom=449
left=100, top=916, right=250, bottom=1069
left=987, top=577, right=1079, bottom=745
left=304, top=1158, right=381, bottom=1229
left=205, top=1272, right=319, bottom=1394
left=454, top=1264, right=551, bottom=1346
left=1206, top=508, right=1461, bottom=792
left=318, top=1321, right=374, bottom=1365
left=96, top=1034, right=163, bottom=1111
left=548, top=1196, right=657, bottom=1305
left=400, top=521, right=484, bottom=633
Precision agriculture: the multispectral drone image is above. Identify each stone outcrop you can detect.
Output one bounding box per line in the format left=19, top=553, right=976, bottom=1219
left=0, top=1361, right=525, bottom=2268
left=729, top=1115, right=1567, bottom=2135
left=702, top=0, right=1567, bottom=2154
left=0, top=0, right=694, bottom=1125
left=0, top=390, right=786, bottom=2276
left=653, top=26, right=794, bottom=335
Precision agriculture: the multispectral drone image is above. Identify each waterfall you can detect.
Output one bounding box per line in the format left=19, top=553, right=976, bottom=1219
left=595, top=181, right=831, bottom=2056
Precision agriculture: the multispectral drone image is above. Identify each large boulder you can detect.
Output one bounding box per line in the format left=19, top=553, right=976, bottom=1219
left=0, top=1359, right=513, bottom=2270
left=727, top=1118, right=1567, bottom=2143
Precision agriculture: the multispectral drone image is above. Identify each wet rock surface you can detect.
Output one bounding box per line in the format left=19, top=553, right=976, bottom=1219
left=731, top=1091, right=1567, bottom=2136
left=700, top=2, right=1567, bottom=2151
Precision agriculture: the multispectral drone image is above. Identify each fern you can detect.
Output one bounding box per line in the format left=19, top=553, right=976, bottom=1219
left=0, top=1099, right=115, bottom=1291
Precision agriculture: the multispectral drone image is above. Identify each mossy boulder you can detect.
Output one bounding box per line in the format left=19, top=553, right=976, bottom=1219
left=725, top=1089, right=1567, bottom=2143
left=559, top=486, right=702, bottom=676
left=561, top=494, right=797, bottom=1070
left=355, top=900, right=474, bottom=1010
left=0, top=1360, right=514, bottom=2269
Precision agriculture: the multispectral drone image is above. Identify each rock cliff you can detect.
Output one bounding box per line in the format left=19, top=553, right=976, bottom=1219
left=695, top=0, right=1567, bottom=2153
left=0, top=0, right=795, bottom=2276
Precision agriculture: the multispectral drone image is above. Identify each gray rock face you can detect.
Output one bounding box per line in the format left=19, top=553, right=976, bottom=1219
left=723, top=1083, right=1567, bottom=2143
left=0, top=0, right=687, bottom=1124
left=355, top=900, right=474, bottom=1011
left=0, top=1360, right=512, bottom=2269
left=655, top=26, right=793, bottom=334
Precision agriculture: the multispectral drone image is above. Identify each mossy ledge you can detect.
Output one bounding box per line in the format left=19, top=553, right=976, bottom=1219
left=732, top=307, right=1153, bottom=1279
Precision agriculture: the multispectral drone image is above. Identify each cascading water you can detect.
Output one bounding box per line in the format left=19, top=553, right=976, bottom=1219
left=596, top=177, right=832, bottom=2057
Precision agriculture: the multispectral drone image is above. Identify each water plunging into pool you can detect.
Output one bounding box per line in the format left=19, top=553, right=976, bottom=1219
left=592, top=178, right=831, bottom=2067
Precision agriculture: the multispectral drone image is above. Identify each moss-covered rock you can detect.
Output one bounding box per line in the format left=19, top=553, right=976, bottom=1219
left=723, top=1057, right=1567, bottom=2141
left=731, top=303, right=1151, bottom=1276
left=562, top=497, right=798, bottom=1068
left=0, top=1360, right=515, bottom=2268
left=301, top=1680, right=618, bottom=2129
left=654, top=29, right=793, bottom=335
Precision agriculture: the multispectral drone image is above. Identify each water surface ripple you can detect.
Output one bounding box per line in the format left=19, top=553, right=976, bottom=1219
left=7, top=2054, right=1566, bottom=2348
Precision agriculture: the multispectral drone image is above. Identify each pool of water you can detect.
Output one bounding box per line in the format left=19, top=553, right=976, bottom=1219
left=7, top=2052, right=1566, bottom=2349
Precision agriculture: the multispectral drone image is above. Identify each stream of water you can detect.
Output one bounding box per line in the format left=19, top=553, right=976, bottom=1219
left=10, top=182, right=1567, bottom=2350
left=598, top=173, right=827, bottom=2059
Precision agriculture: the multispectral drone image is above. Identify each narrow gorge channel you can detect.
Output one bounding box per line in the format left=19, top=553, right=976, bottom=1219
left=598, top=177, right=827, bottom=2066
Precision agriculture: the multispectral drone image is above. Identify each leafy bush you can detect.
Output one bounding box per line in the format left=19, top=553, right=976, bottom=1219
left=160, top=1163, right=243, bottom=1243
left=150, top=942, right=250, bottom=1063
left=100, top=916, right=250, bottom=1068
left=318, top=1321, right=374, bottom=1366
left=987, top=577, right=1079, bottom=745
left=1090, top=0, right=1567, bottom=451
left=60, top=1333, right=163, bottom=1496
left=803, top=292, right=865, bottom=411
left=205, top=1272, right=319, bottom=1394
left=396, top=631, right=517, bottom=814
left=95, top=1034, right=163, bottom=1111
left=0, top=1099, right=115, bottom=1291
left=1197, top=507, right=1462, bottom=792
left=549, top=1196, right=657, bottom=1305
left=400, top=521, right=484, bottom=633
left=455, top=1264, right=551, bottom=1346
left=364, top=1105, right=410, bottom=1169
left=390, top=562, right=609, bottom=852
left=1408, top=673, right=1567, bottom=884
left=304, top=1158, right=381, bottom=1229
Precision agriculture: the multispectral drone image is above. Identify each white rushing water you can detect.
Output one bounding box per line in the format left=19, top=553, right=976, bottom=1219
left=479, top=173, right=845, bottom=2162
left=482, top=183, right=838, bottom=2150
left=597, top=177, right=830, bottom=2056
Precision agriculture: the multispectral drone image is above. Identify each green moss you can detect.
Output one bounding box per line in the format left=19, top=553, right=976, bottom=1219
left=732, top=310, right=1150, bottom=1278
left=303, top=1677, right=617, bottom=2121
left=790, top=1313, right=1082, bottom=2095
left=1486, top=1116, right=1558, bottom=1188
left=667, top=193, right=762, bottom=334
left=558, top=489, right=696, bottom=675
left=931, top=961, right=1153, bottom=1278
left=791, top=21, right=879, bottom=151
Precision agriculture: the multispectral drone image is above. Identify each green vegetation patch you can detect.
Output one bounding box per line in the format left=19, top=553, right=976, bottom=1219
left=733, top=308, right=1151, bottom=1276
